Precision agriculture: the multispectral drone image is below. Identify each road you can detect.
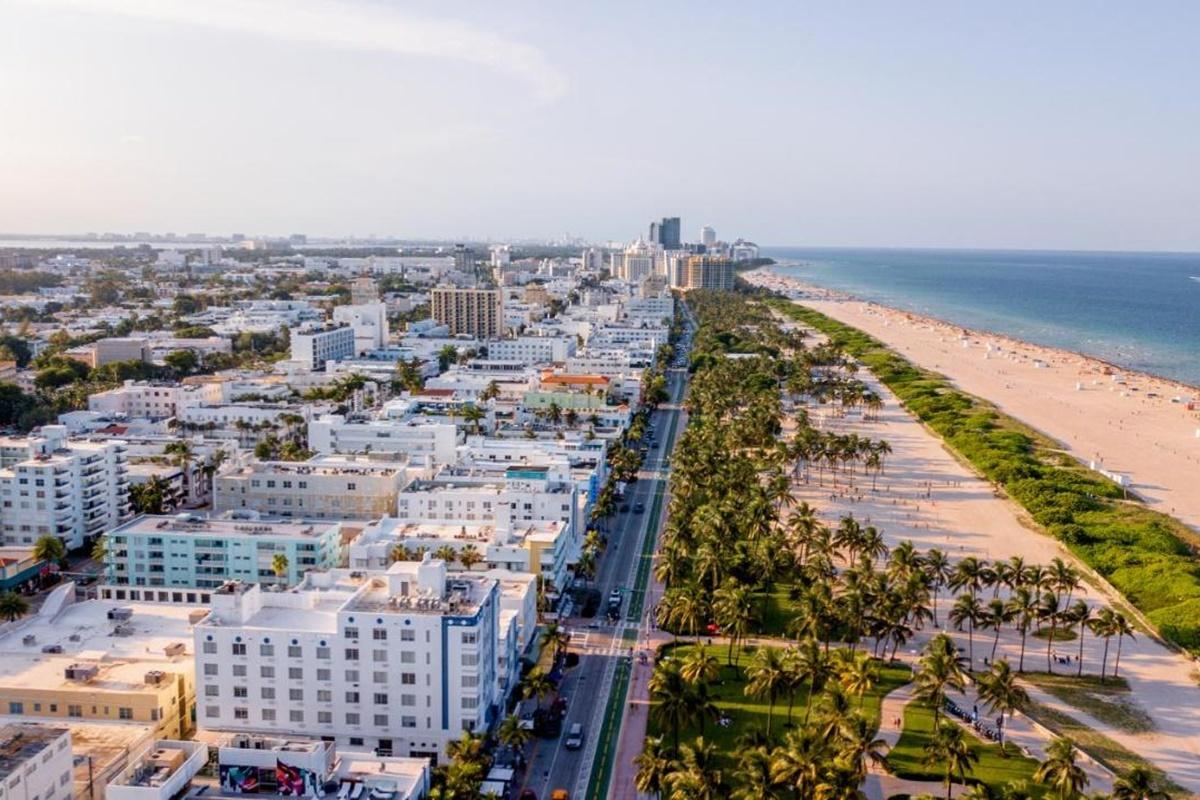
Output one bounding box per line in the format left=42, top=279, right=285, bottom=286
left=516, top=325, right=692, bottom=800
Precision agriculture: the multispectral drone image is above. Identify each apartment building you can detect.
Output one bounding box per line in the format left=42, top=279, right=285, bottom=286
left=486, top=336, right=576, bottom=365
left=213, top=456, right=414, bottom=520
left=88, top=381, right=202, bottom=420
left=0, top=588, right=197, bottom=739
left=331, top=303, right=390, bottom=354
left=429, top=287, right=504, bottom=339
left=103, top=514, right=345, bottom=589
left=307, top=415, right=459, bottom=464
left=0, top=725, right=73, bottom=800
left=63, top=338, right=151, bottom=369
left=104, top=740, right=208, bottom=800
left=682, top=255, right=735, bottom=290
left=290, top=326, right=355, bottom=371
left=194, top=560, right=506, bottom=759
left=0, top=426, right=131, bottom=549
left=586, top=324, right=670, bottom=350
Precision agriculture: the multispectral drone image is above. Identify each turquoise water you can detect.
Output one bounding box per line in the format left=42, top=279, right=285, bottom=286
left=765, top=247, right=1200, bottom=387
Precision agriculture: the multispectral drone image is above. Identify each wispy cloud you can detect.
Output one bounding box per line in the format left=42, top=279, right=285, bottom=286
left=35, top=0, right=568, bottom=101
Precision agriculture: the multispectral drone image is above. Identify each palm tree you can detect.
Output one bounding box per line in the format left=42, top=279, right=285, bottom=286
left=389, top=544, right=414, bottom=563
left=540, top=622, right=570, bottom=661
left=432, top=544, right=458, bottom=564
left=90, top=536, right=108, bottom=569
left=712, top=580, right=756, bottom=664
left=635, top=737, right=672, bottom=799
left=730, top=746, right=777, bottom=800
left=975, top=659, right=1028, bottom=756
left=461, top=404, right=485, bottom=435
left=793, top=639, right=831, bottom=724
left=949, top=593, right=984, bottom=670
left=1006, top=587, right=1039, bottom=672
left=680, top=645, right=721, bottom=686
left=1067, top=601, right=1092, bottom=678
left=649, top=660, right=695, bottom=754
left=744, top=646, right=786, bottom=736
left=0, top=592, right=28, bottom=622
left=666, top=737, right=723, bottom=800
left=1033, top=737, right=1089, bottom=800
left=924, top=548, right=951, bottom=626
left=458, top=544, right=483, bottom=571
left=914, top=634, right=967, bottom=726
left=1039, top=592, right=1065, bottom=673
left=496, top=712, right=532, bottom=753
left=924, top=721, right=979, bottom=800
left=1088, top=607, right=1117, bottom=683
left=981, top=598, right=1015, bottom=663
left=520, top=667, right=555, bottom=710
left=1111, top=612, right=1135, bottom=679
left=163, top=440, right=196, bottom=503
left=32, top=535, right=66, bottom=565
left=270, top=552, right=289, bottom=581
left=837, top=649, right=879, bottom=708
left=837, top=712, right=888, bottom=781
left=769, top=726, right=827, bottom=798
left=1110, top=766, right=1170, bottom=800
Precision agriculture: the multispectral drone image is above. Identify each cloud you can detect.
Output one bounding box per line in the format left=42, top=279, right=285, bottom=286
left=35, top=0, right=568, bottom=101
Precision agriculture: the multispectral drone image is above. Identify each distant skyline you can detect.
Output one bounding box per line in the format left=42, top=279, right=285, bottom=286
left=2, top=1, right=1199, bottom=250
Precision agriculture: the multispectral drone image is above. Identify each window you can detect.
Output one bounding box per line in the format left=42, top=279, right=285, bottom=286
left=400, top=630, right=415, bottom=642
left=289, top=689, right=304, bottom=701
left=119, top=707, right=133, bottom=720
left=373, top=693, right=388, bottom=705
left=344, top=648, right=359, bottom=661
left=318, top=711, right=332, bottom=724
left=399, top=651, right=415, bottom=664
left=345, top=691, right=360, bottom=704
left=288, top=645, right=303, bottom=658
left=289, top=710, right=304, bottom=723
left=231, top=643, right=247, bottom=656
left=261, top=666, right=275, bottom=678
left=345, top=670, right=360, bottom=683
left=345, top=713, right=360, bottom=725
left=205, top=706, right=220, bottom=718
left=261, top=687, right=275, bottom=700
left=462, top=632, right=477, bottom=644
left=233, top=686, right=247, bottom=698
left=401, top=716, right=416, bottom=728
left=400, top=694, right=416, bottom=707
left=461, top=697, right=478, bottom=709
left=232, top=664, right=247, bottom=677
left=373, top=650, right=387, bottom=663
left=461, top=653, right=479, bottom=667
left=461, top=675, right=479, bottom=688
left=401, top=673, right=416, bottom=685
left=316, top=646, right=331, bottom=659
left=288, top=667, right=303, bottom=680
left=262, top=709, right=276, bottom=721
left=317, top=690, right=332, bottom=703
left=204, top=663, right=219, bottom=676
left=317, top=669, right=331, bottom=681
left=67, top=705, right=82, bottom=718
left=344, top=627, right=359, bottom=639
left=234, top=707, right=248, bottom=720
left=372, top=628, right=387, bottom=640
left=7, top=702, right=21, bottom=714
left=202, top=641, right=217, bottom=654
left=373, top=671, right=388, bottom=684
left=260, top=643, right=274, bottom=656
left=204, top=686, right=219, bottom=697
left=374, top=714, right=388, bottom=727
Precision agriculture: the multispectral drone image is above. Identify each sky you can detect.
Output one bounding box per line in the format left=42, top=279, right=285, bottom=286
left=1, top=1, right=1198, bottom=250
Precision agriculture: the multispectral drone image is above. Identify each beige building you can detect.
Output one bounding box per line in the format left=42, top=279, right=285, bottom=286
left=682, top=256, right=735, bottom=291
left=213, top=455, right=414, bottom=519
left=0, top=590, right=198, bottom=740
left=430, top=286, right=504, bottom=339
left=64, top=338, right=151, bottom=369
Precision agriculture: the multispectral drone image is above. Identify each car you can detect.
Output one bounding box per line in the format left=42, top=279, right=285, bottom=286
left=551, top=791, right=570, bottom=800
left=564, top=723, right=585, bottom=750
left=633, top=502, right=645, bottom=513
left=520, top=791, right=538, bottom=800
left=609, top=589, right=622, bottom=603
left=619, top=503, right=630, bottom=512
left=518, top=712, right=536, bottom=730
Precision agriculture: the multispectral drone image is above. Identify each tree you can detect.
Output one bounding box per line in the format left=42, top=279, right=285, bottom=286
left=1088, top=607, right=1117, bottom=683
left=458, top=544, right=483, bottom=571
left=461, top=404, right=485, bottom=435
left=837, top=648, right=879, bottom=708
left=496, top=712, right=532, bottom=754
left=90, top=536, right=108, bottom=565
left=981, top=598, right=1015, bottom=663
left=1110, top=766, right=1170, bottom=800
left=1033, top=737, right=1089, bottom=800
left=744, top=646, right=786, bottom=736
left=1067, top=601, right=1092, bottom=678
left=271, top=553, right=289, bottom=581
left=1006, top=587, right=1039, bottom=672
left=975, top=659, right=1028, bottom=755
left=0, top=591, right=29, bottom=621
left=433, top=545, right=458, bottom=564
left=635, top=737, right=672, bottom=799
left=32, top=535, right=66, bottom=565
left=949, top=593, right=984, bottom=670
left=649, top=660, right=697, bottom=754
left=680, top=645, right=721, bottom=687
left=665, top=737, right=723, bottom=800
left=924, top=722, right=978, bottom=800
left=730, top=746, right=777, bottom=800
left=540, top=621, right=570, bottom=661
left=914, top=634, right=967, bottom=726
left=520, top=667, right=554, bottom=710
left=1111, top=612, right=1135, bottom=679
left=164, top=440, right=196, bottom=503
left=164, top=349, right=199, bottom=376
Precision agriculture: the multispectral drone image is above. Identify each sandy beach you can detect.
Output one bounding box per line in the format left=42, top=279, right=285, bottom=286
left=771, top=322, right=1200, bottom=793
left=746, top=269, right=1200, bottom=535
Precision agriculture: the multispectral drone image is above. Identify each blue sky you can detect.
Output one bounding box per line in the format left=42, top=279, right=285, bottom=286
left=2, top=1, right=1197, bottom=249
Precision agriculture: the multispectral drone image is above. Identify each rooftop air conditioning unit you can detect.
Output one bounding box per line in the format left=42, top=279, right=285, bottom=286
left=163, top=642, right=186, bottom=657
left=41, top=644, right=63, bottom=654
left=144, top=670, right=167, bottom=686
left=22, top=634, right=36, bottom=646
left=107, top=607, right=134, bottom=621
left=65, top=664, right=99, bottom=682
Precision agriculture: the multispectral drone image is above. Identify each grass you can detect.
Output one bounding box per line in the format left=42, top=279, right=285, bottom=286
left=646, top=642, right=911, bottom=772
left=756, top=583, right=798, bottom=637
left=771, top=299, right=1200, bottom=654
left=1020, top=701, right=1190, bottom=798
left=584, top=656, right=631, bottom=800
left=1032, top=627, right=1077, bottom=642
left=887, top=701, right=1043, bottom=794
left=1020, top=672, right=1155, bottom=734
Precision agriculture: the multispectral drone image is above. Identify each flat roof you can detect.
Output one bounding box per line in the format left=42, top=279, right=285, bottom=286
left=0, top=724, right=68, bottom=777
left=109, top=514, right=338, bottom=540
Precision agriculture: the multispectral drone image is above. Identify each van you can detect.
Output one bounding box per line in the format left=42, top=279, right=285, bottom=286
left=564, top=723, right=584, bottom=750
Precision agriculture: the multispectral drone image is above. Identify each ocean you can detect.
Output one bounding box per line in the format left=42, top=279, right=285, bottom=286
left=765, top=247, right=1200, bottom=387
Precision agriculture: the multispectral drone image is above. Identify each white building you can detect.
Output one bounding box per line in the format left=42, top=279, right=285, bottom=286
left=88, top=382, right=203, bottom=420
left=332, top=304, right=390, bottom=355
left=486, top=336, right=576, bottom=365
left=194, top=559, right=505, bottom=759
left=0, top=725, right=73, bottom=800
left=308, top=416, right=458, bottom=465
left=213, top=456, right=418, bottom=520
left=290, top=326, right=356, bottom=371
left=0, top=427, right=131, bottom=549
left=105, top=740, right=208, bottom=800
left=700, top=225, right=716, bottom=247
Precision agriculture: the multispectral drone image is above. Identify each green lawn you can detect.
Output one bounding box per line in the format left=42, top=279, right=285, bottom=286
left=756, top=584, right=798, bottom=637
left=1019, top=672, right=1153, bottom=734
left=647, top=642, right=911, bottom=770
left=887, top=701, right=1042, bottom=794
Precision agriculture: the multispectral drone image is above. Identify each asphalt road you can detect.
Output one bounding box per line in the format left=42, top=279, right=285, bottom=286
left=517, top=341, right=691, bottom=800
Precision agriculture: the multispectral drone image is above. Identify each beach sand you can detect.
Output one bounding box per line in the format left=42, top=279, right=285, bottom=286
left=747, top=269, right=1200, bottom=535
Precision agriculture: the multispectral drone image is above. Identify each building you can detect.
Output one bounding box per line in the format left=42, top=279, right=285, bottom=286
left=290, top=326, right=355, bottom=371
left=0, top=725, right=73, bottom=800
left=64, top=338, right=151, bottom=369
left=332, top=304, right=390, bottom=355
left=213, top=456, right=412, bottom=520
left=579, top=247, right=604, bottom=272
left=657, top=216, right=681, bottom=250
left=103, top=514, right=346, bottom=589
left=349, top=276, right=379, bottom=305
left=0, top=588, right=197, bottom=739
left=682, top=255, right=735, bottom=291
left=193, top=559, right=503, bottom=759
left=700, top=225, right=717, bottom=247
left=429, top=287, right=504, bottom=339
left=486, top=336, right=576, bottom=365
left=105, top=740, right=208, bottom=800
left=88, top=382, right=201, bottom=420
left=307, top=416, right=458, bottom=464
left=0, top=426, right=131, bottom=549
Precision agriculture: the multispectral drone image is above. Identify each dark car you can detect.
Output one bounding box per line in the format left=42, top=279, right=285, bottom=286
left=520, top=792, right=538, bottom=800
left=619, top=503, right=630, bottom=512
left=633, top=502, right=645, bottom=514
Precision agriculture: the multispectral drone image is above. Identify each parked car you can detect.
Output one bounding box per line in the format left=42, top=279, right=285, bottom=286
left=564, top=723, right=585, bottom=750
